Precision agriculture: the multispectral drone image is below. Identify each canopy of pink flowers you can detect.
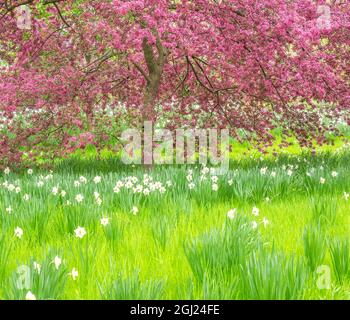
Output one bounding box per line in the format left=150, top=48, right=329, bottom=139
left=0, top=0, right=349, bottom=165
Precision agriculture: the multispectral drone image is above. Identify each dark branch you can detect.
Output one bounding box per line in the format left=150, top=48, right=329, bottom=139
left=53, top=2, right=70, bottom=28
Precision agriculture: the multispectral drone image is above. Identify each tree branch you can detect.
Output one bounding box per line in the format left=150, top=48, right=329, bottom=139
left=53, top=2, right=70, bottom=28
left=0, top=0, right=68, bottom=20
left=142, top=37, right=156, bottom=75
left=132, top=61, right=150, bottom=84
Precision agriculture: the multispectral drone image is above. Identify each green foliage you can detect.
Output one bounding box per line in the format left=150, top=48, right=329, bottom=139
left=1, top=151, right=350, bottom=299
left=151, top=215, right=172, bottom=251
left=0, top=235, right=11, bottom=285
left=103, top=219, right=126, bottom=246
left=310, top=197, right=337, bottom=226
left=184, top=216, right=260, bottom=282
left=5, top=253, right=68, bottom=300
left=239, top=249, right=307, bottom=300
left=303, top=224, right=327, bottom=271
left=329, top=237, right=350, bottom=283
left=99, top=271, right=165, bottom=300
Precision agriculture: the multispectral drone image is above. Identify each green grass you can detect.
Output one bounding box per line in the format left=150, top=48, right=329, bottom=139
left=329, top=238, right=350, bottom=284
left=1, top=149, right=350, bottom=300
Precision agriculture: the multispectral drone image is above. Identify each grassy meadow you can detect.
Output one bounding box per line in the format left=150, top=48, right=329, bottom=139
left=1, top=143, right=350, bottom=300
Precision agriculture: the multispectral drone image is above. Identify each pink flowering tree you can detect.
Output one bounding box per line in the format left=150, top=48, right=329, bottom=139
left=0, top=0, right=349, bottom=166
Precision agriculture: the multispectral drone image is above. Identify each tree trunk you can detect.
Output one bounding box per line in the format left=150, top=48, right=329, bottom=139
left=137, top=30, right=167, bottom=167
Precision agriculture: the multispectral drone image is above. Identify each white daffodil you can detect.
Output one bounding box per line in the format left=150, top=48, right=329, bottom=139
left=227, top=209, right=237, bottom=220
left=70, top=268, right=79, bottom=281
left=37, top=181, right=44, bottom=187
left=33, top=261, right=41, bottom=274
left=131, top=206, right=139, bottom=215
left=94, top=191, right=100, bottom=199
left=74, top=180, right=81, bottom=187
left=116, top=180, right=124, bottom=188
left=131, top=176, right=138, bottom=184
left=52, top=186, right=59, bottom=196
left=212, top=184, right=218, bottom=191
left=75, top=194, right=84, bottom=203
left=14, top=227, right=24, bottom=239
left=74, top=226, right=87, bottom=239
left=159, top=186, right=166, bottom=194
left=133, top=185, right=143, bottom=194
left=25, top=291, right=36, bottom=300
left=260, top=167, right=267, bottom=175
left=100, top=217, right=109, bottom=227
left=320, top=177, right=326, bottom=185
left=23, top=194, right=30, bottom=201
left=343, top=192, right=349, bottom=201
left=154, top=182, right=162, bottom=190
left=53, top=256, right=62, bottom=270
left=4, top=167, right=10, bottom=175
left=262, top=217, right=269, bottom=228
left=166, top=180, right=172, bottom=187
left=252, top=206, right=260, bottom=217
left=252, top=221, right=258, bottom=230
left=93, top=176, right=102, bottom=184
left=6, top=206, right=12, bottom=214
left=201, top=166, right=210, bottom=175
left=188, top=182, right=195, bottom=190
left=125, top=181, right=133, bottom=189
left=331, top=171, right=338, bottom=178
left=96, top=197, right=102, bottom=206
left=27, top=169, right=33, bottom=175
left=79, top=176, right=87, bottom=184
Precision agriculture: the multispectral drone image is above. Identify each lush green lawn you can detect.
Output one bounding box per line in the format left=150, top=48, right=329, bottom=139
left=1, top=149, right=350, bottom=300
